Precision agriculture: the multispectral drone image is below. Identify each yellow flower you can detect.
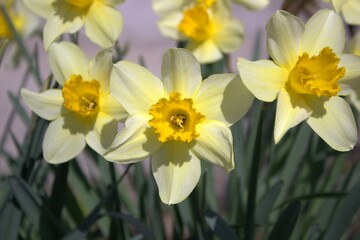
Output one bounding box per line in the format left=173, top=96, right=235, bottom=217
left=21, top=41, right=128, bottom=164
left=105, top=48, right=254, bottom=204
left=326, top=0, right=360, bottom=25
left=22, top=0, right=123, bottom=49
left=238, top=9, right=360, bottom=151
left=152, top=0, right=244, bottom=63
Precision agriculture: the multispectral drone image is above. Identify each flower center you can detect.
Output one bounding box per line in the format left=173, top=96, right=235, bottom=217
left=62, top=74, right=100, bottom=116
left=178, top=5, right=214, bottom=42
left=288, top=47, right=345, bottom=98
left=148, top=92, right=205, bottom=143
left=65, top=0, right=95, bottom=8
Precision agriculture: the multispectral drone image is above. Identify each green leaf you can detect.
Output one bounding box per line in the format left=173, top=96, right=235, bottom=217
left=0, top=200, right=22, bottom=240
left=205, top=209, right=238, bottom=240
left=8, top=92, right=30, bottom=124
left=268, top=201, right=301, bottom=240
left=323, top=180, right=360, bottom=240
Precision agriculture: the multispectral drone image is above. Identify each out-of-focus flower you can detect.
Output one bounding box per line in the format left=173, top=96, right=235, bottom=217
left=0, top=0, right=39, bottom=40
left=23, top=0, right=123, bottom=49
left=232, top=0, right=269, bottom=11
left=347, top=31, right=360, bottom=111
left=152, top=0, right=244, bottom=63
left=105, top=48, right=254, bottom=204
left=238, top=9, right=360, bottom=151
left=21, top=41, right=128, bottom=164
left=325, top=0, right=360, bottom=25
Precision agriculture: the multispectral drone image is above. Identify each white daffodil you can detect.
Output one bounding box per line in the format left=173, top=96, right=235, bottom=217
left=22, top=0, right=123, bottom=50
left=238, top=9, right=360, bottom=151
left=326, top=0, right=360, bottom=25
left=105, top=48, right=254, bottom=204
left=152, top=0, right=244, bottom=63
left=21, top=41, right=128, bottom=164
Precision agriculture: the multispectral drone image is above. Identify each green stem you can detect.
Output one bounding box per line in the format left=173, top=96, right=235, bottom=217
left=244, top=103, right=266, bottom=240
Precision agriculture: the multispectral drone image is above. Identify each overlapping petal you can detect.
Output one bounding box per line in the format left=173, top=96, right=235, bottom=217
left=302, top=9, right=345, bottom=56
left=104, top=113, right=161, bottom=163
left=89, top=49, right=113, bottom=94
left=274, top=88, right=312, bottom=143
left=307, top=96, right=357, bottom=151
left=43, top=116, right=86, bottom=164
left=48, top=42, right=89, bottom=86
left=21, top=89, right=63, bottom=121
left=237, top=58, right=288, bottom=102
left=85, top=2, right=123, bottom=48
left=161, top=48, right=202, bottom=98
left=111, top=61, right=165, bottom=115
left=191, top=120, right=234, bottom=171
left=100, top=94, right=128, bottom=121
left=152, top=141, right=201, bottom=204
left=194, top=74, right=253, bottom=126
left=266, top=10, right=304, bottom=70
left=187, top=40, right=223, bottom=64
left=338, top=54, right=360, bottom=95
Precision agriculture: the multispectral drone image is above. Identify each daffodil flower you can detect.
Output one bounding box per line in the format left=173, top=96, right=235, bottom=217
left=22, top=0, right=123, bottom=49
left=326, top=0, right=360, bottom=25
left=105, top=48, right=254, bottom=204
left=21, top=41, right=128, bottom=164
left=238, top=9, right=360, bottom=151
left=152, top=0, right=244, bottom=63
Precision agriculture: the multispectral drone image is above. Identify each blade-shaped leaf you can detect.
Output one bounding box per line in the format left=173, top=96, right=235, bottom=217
left=205, top=209, right=238, bottom=240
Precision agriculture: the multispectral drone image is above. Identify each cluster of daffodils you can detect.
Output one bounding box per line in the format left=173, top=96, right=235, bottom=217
left=20, top=0, right=360, bottom=204
left=152, top=0, right=269, bottom=63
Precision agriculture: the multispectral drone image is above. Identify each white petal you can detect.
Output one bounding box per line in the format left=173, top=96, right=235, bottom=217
left=86, top=112, right=118, bottom=155
left=330, top=0, right=346, bottom=12
left=111, top=61, right=165, bottom=115
left=89, top=49, right=113, bottom=94
left=342, top=0, right=360, bottom=25
left=162, top=48, right=202, bottom=98
left=191, top=120, right=234, bottom=171
left=22, top=0, right=54, bottom=19
left=194, top=74, right=253, bottom=126
left=21, top=89, right=63, bottom=121
left=237, top=58, right=288, bottom=102
left=152, top=141, right=201, bottom=204
left=43, top=10, right=83, bottom=50
left=104, top=113, right=161, bottom=163
left=338, top=54, right=360, bottom=95
left=48, top=42, right=89, bottom=86
left=157, top=12, right=185, bottom=40
left=307, top=96, right=357, bottom=151
left=266, top=10, right=304, bottom=70
left=233, top=0, right=269, bottom=11
left=302, top=9, right=345, bottom=56
left=348, top=89, right=360, bottom=112
left=84, top=2, right=123, bottom=48
left=214, top=19, right=244, bottom=54
left=100, top=94, right=128, bottom=121
left=152, top=0, right=184, bottom=16
left=274, top=88, right=312, bottom=143
left=187, top=40, right=222, bottom=64
left=43, top=116, right=86, bottom=164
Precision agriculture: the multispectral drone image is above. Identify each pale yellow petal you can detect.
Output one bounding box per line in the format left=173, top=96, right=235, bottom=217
left=152, top=0, right=184, bottom=16
left=302, top=9, right=345, bottom=56
left=342, top=0, right=360, bottom=25
left=194, top=74, right=253, bottom=126
left=214, top=19, right=244, bottom=53
left=191, top=120, right=234, bottom=171
left=21, top=89, right=63, bottom=121
left=43, top=10, right=83, bottom=50
left=89, top=49, right=113, bottom=94
left=266, top=10, right=304, bottom=70
left=233, top=0, right=269, bottom=11
left=104, top=113, right=161, bottom=163
left=157, top=12, right=185, bottom=40
left=162, top=48, right=202, bottom=98
left=307, top=96, right=357, bottom=151
left=187, top=40, right=222, bottom=64
left=274, top=88, right=312, bottom=143
left=111, top=61, right=165, bottom=115
left=152, top=141, right=201, bottom=204
left=43, top=117, right=86, bottom=164
left=330, top=0, right=346, bottom=12
left=22, top=0, right=54, bottom=19
left=86, top=112, right=118, bottom=155
left=348, top=89, right=360, bottom=112
left=84, top=2, right=123, bottom=48
left=100, top=94, right=128, bottom=121
left=338, top=54, right=360, bottom=95
left=237, top=58, right=288, bottom=102
left=48, top=42, right=89, bottom=86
